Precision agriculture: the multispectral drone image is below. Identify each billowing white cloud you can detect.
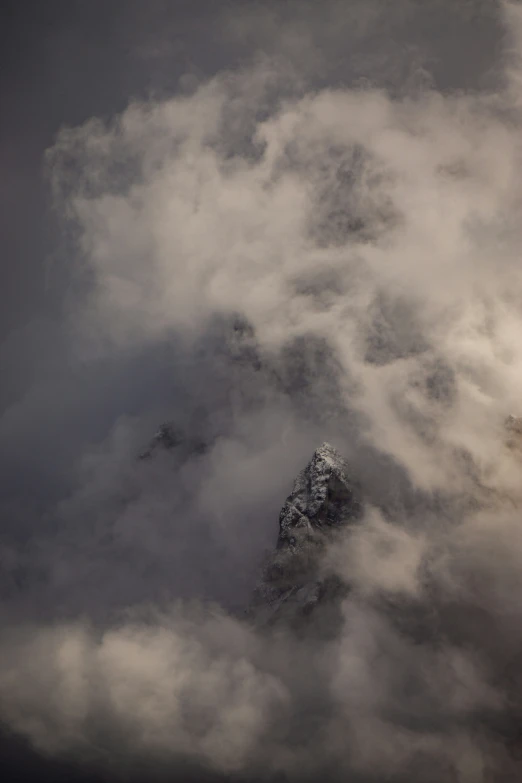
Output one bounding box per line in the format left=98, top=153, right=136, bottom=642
left=46, top=1, right=522, bottom=498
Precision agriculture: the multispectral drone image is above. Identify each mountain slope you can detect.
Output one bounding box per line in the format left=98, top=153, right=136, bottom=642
left=249, top=442, right=362, bottom=631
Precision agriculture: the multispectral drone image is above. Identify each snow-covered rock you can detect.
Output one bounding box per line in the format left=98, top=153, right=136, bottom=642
left=250, top=442, right=362, bottom=630
left=277, top=442, right=362, bottom=549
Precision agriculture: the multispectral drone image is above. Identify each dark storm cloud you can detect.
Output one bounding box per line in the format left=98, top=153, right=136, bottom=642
left=2, top=1, right=522, bottom=781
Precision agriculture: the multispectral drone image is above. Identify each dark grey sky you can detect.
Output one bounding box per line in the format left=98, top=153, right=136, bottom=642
left=1, top=0, right=218, bottom=338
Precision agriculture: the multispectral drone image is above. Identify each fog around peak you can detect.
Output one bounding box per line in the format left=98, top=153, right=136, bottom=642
left=2, top=1, right=522, bottom=781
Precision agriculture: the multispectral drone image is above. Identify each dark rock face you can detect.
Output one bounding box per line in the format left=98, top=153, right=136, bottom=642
left=139, top=423, right=208, bottom=461
left=277, top=442, right=362, bottom=548
left=250, top=443, right=362, bottom=632
left=505, top=414, right=522, bottom=434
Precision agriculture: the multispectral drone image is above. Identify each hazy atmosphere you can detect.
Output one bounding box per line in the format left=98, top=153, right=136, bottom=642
left=2, top=1, right=522, bottom=781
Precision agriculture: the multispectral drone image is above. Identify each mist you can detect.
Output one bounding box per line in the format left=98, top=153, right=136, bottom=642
left=2, top=1, right=522, bottom=781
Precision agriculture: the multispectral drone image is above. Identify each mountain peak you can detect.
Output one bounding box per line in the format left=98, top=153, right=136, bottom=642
left=278, top=441, right=361, bottom=551
left=250, top=443, right=362, bottom=630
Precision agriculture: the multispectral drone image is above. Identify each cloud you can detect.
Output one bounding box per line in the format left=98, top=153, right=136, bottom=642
left=45, top=2, right=522, bottom=497
left=3, top=1, right=522, bottom=781
left=0, top=609, right=290, bottom=776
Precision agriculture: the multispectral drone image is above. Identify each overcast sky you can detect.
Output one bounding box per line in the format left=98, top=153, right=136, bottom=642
left=3, top=2, right=522, bottom=781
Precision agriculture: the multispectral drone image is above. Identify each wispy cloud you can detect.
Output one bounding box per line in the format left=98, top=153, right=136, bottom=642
left=2, top=1, right=522, bottom=781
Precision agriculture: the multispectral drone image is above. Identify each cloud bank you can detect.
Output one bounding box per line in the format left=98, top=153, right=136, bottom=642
left=2, top=1, right=522, bottom=781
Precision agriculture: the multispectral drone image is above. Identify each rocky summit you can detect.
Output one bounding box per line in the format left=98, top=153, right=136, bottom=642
left=250, top=442, right=362, bottom=632
left=277, top=442, right=362, bottom=548
left=138, top=431, right=363, bottom=633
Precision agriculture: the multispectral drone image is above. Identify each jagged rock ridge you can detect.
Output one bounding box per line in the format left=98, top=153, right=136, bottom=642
left=138, top=430, right=360, bottom=631
left=250, top=442, right=362, bottom=630
left=139, top=423, right=208, bottom=461
left=278, top=442, right=362, bottom=548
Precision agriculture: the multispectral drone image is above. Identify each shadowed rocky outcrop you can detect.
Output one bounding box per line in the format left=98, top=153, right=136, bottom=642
left=139, top=423, right=209, bottom=461
left=249, top=442, right=362, bottom=632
